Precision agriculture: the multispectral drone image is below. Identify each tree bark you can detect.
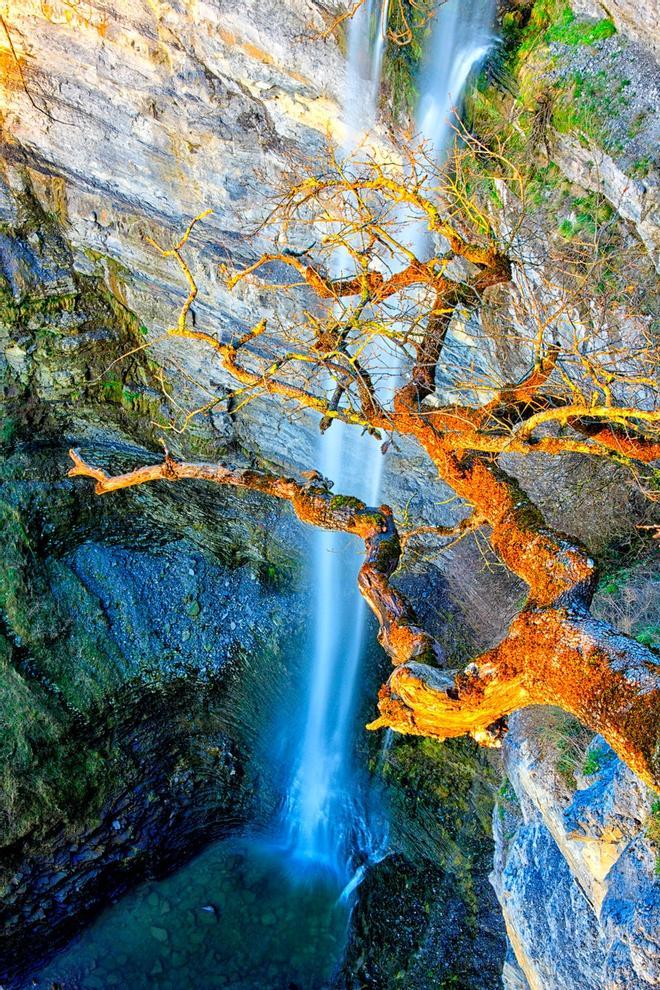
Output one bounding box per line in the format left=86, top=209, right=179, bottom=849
left=68, top=449, right=659, bottom=790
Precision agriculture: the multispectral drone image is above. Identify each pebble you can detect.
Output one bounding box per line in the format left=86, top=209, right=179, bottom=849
left=198, top=910, right=217, bottom=926
left=149, top=925, right=169, bottom=942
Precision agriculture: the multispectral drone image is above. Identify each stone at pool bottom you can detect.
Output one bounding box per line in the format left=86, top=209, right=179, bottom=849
left=31, top=837, right=351, bottom=989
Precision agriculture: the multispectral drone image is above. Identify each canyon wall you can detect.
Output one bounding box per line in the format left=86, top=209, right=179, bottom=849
left=492, top=713, right=658, bottom=990
left=1, top=3, right=658, bottom=989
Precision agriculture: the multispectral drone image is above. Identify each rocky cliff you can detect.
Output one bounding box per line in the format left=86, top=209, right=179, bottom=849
left=492, top=712, right=658, bottom=990
left=572, top=0, right=659, bottom=56
left=0, top=0, right=348, bottom=466
left=0, top=2, right=658, bottom=988
left=0, top=143, right=505, bottom=990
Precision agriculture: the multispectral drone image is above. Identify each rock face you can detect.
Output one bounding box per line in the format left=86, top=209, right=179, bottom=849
left=571, top=0, right=659, bottom=56
left=0, top=0, right=449, bottom=516
left=552, top=133, right=659, bottom=270
left=1, top=4, right=658, bottom=989
left=546, top=29, right=660, bottom=269
left=339, top=731, right=507, bottom=990
left=0, top=0, right=345, bottom=460
left=492, top=711, right=659, bottom=990
left=0, top=162, right=505, bottom=990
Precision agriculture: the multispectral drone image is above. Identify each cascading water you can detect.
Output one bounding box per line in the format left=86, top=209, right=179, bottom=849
left=282, top=1, right=390, bottom=878
left=283, top=0, right=496, bottom=880
left=417, top=0, right=496, bottom=158
left=344, top=0, right=390, bottom=140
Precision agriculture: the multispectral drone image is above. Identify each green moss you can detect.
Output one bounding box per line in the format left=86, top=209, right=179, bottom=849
left=527, top=162, right=565, bottom=204
left=497, top=777, right=521, bottom=820
left=634, top=626, right=659, bottom=649
left=594, top=557, right=659, bottom=650
left=549, top=70, right=632, bottom=148
left=372, top=733, right=502, bottom=986
left=507, top=2, right=629, bottom=152
left=0, top=284, right=78, bottom=328
left=630, top=156, right=654, bottom=178
left=557, top=191, right=615, bottom=239
left=384, top=735, right=497, bottom=863
left=582, top=748, right=604, bottom=775
left=545, top=11, right=615, bottom=47
left=518, top=1, right=615, bottom=57
left=648, top=799, right=660, bottom=876
left=0, top=416, right=16, bottom=449
left=0, top=632, right=113, bottom=847
left=382, top=0, right=434, bottom=119
left=329, top=494, right=364, bottom=512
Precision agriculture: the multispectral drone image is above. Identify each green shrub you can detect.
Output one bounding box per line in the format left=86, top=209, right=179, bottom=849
left=648, top=799, right=660, bottom=876
left=582, top=749, right=604, bottom=775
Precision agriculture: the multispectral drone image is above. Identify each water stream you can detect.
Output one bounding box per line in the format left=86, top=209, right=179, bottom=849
left=281, top=0, right=392, bottom=879
left=417, top=0, right=496, bottom=159
left=282, top=0, right=496, bottom=882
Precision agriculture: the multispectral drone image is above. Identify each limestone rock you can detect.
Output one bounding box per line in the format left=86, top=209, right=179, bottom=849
left=571, top=1, right=660, bottom=56
left=491, top=712, right=659, bottom=990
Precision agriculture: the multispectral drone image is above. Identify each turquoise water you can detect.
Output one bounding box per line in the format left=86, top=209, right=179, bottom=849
left=33, top=837, right=351, bottom=990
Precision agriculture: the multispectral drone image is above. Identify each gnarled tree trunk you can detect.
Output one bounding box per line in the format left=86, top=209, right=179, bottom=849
left=68, top=449, right=659, bottom=790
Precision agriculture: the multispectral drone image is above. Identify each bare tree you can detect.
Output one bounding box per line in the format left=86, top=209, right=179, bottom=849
left=67, top=140, right=659, bottom=789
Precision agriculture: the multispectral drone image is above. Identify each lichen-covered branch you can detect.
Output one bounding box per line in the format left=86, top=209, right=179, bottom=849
left=67, top=448, right=439, bottom=669
left=68, top=449, right=659, bottom=789
left=371, top=609, right=659, bottom=789
left=89, top=155, right=659, bottom=791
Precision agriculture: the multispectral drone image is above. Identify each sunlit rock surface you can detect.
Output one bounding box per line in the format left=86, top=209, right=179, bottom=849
left=0, top=0, right=347, bottom=463
left=571, top=0, right=659, bottom=55
left=492, top=711, right=659, bottom=990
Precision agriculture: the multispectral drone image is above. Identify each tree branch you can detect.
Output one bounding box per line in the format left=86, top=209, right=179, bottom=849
left=67, top=448, right=441, bottom=669
left=371, top=608, right=659, bottom=789
left=68, top=449, right=659, bottom=788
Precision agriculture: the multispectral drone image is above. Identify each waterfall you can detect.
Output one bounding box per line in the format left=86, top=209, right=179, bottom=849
left=417, top=0, right=496, bottom=159
left=344, top=0, right=390, bottom=140
left=282, top=0, right=496, bottom=880
left=282, top=2, right=390, bottom=878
